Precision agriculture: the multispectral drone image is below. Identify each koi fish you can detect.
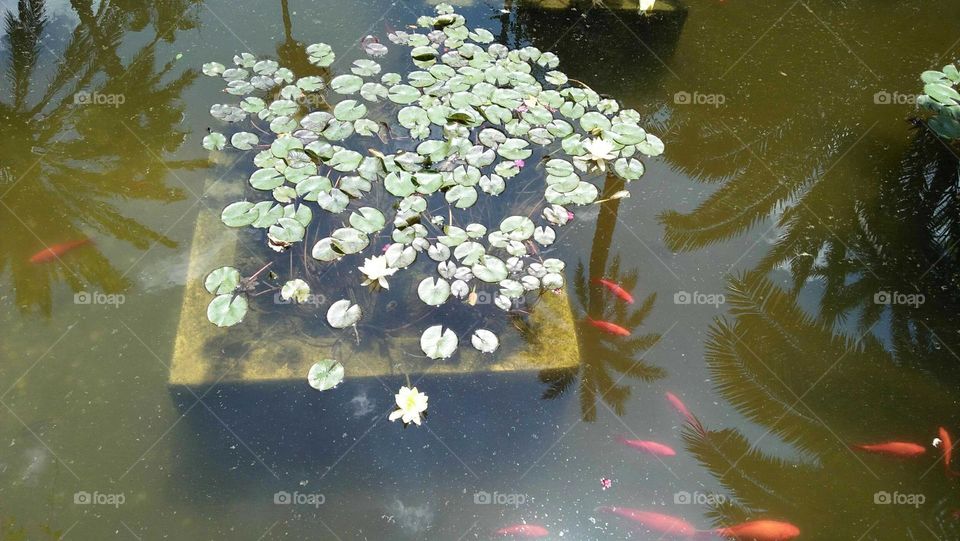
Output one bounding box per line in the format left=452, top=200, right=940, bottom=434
left=593, top=278, right=634, bottom=304
left=494, top=524, right=549, bottom=538
left=854, top=441, right=926, bottom=457
left=595, top=506, right=696, bottom=537
left=28, top=238, right=92, bottom=264
left=665, top=392, right=695, bottom=423
left=665, top=392, right=707, bottom=436
left=937, top=427, right=959, bottom=477
left=616, top=436, right=676, bottom=457
left=713, top=520, right=800, bottom=541
left=587, top=319, right=630, bottom=336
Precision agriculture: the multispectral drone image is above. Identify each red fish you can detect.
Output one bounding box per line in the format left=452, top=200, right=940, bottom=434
left=28, top=238, right=92, bottom=264
left=854, top=441, right=926, bottom=457
left=586, top=319, right=630, bottom=336
left=593, top=278, right=634, bottom=304
left=665, top=392, right=695, bottom=424
left=938, top=427, right=958, bottom=477
left=666, top=392, right=708, bottom=436
left=494, top=524, right=549, bottom=538
left=713, top=520, right=800, bottom=540
left=616, top=436, right=676, bottom=457
left=596, top=506, right=696, bottom=537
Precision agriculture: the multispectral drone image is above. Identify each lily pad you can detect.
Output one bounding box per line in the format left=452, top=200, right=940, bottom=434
left=327, top=299, right=362, bottom=328
left=207, top=294, right=248, bottom=327
left=204, top=266, right=241, bottom=294
left=420, top=325, right=458, bottom=359
left=417, top=277, right=451, bottom=306
left=471, top=329, right=499, bottom=353
left=308, top=359, right=345, bottom=391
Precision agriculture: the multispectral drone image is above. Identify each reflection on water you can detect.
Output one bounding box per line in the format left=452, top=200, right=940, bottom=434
left=690, top=270, right=959, bottom=538
left=541, top=172, right=666, bottom=421
left=2, top=0, right=960, bottom=538
left=0, top=0, right=202, bottom=314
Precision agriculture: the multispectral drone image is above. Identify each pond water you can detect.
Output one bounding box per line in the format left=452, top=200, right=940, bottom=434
left=1, top=0, right=959, bottom=539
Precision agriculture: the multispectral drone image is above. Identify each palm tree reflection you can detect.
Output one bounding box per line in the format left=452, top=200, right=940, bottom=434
left=0, top=0, right=203, bottom=314
left=685, top=270, right=960, bottom=539
left=540, top=175, right=665, bottom=421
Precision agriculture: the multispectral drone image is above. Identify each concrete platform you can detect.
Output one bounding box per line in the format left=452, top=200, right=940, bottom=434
left=169, top=181, right=583, bottom=386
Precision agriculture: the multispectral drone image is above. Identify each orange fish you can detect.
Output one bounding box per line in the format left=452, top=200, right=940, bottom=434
left=665, top=392, right=695, bottom=424
left=854, top=441, right=926, bottom=457
left=714, top=520, right=800, bottom=541
left=587, top=319, right=630, bottom=336
left=665, top=392, right=707, bottom=436
left=593, top=278, right=634, bottom=304
left=938, top=427, right=959, bottom=477
left=29, top=238, right=92, bottom=264
left=494, top=524, right=549, bottom=538
left=595, top=506, right=696, bottom=537
left=616, top=436, right=676, bottom=457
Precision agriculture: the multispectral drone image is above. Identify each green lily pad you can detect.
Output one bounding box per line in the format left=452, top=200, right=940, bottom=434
left=207, top=294, right=248, bottom=327
left=308, top=359, right=344, bottom=391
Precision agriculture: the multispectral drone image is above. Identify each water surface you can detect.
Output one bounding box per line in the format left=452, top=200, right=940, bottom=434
left=1, top=0, right=959, bottom=539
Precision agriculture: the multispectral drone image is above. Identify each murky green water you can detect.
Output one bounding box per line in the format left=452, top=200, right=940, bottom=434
left=2, top=0, right=959, bottom=539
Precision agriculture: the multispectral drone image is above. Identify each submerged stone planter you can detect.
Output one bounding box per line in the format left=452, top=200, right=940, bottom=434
left=169, top=183, right=582, bottom=386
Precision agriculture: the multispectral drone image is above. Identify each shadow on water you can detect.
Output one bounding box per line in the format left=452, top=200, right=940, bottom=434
left=0, top=0, right=204, bottom=315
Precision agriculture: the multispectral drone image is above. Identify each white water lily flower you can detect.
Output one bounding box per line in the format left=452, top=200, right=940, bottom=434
left=388, top=386, right=428, bottom=426
left=582, top=138, right=617, bottom=172
left=639, top=0, right=656, bottom=12
left=358, top=255, right=398, bottom=288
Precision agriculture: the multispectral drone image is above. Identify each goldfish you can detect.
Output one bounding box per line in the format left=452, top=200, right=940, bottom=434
left=592, top=278, right=634, bottom=304
left=616, top=436, right=676, bottom=457
left=854, top=441, right=926, bottom=457
left=28, top=238, right=92, bottom=264
left=666, top=392, right=708, bottom=436
left=665, top=392, right=695, bottom=423
left=713, top=520, right=800, bottom=540
left=595, top=506, right=696, bottom=537
left=586, top=318, right=630, bottom=336
left=494, top=524, right=549, bottom=538
left=937, top=427, right=958, bottom=477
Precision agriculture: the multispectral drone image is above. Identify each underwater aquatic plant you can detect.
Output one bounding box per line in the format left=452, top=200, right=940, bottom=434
left=199, top=3, right=663, bottom=358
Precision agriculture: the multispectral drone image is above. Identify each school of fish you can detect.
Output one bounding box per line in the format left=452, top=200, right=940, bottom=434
left=495, top=279, right=806, bottom=539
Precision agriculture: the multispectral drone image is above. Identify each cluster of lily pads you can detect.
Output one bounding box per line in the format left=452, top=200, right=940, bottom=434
left=920, top=63, right=960, bottom=140
left=199, top=3, right=662, bottom=363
